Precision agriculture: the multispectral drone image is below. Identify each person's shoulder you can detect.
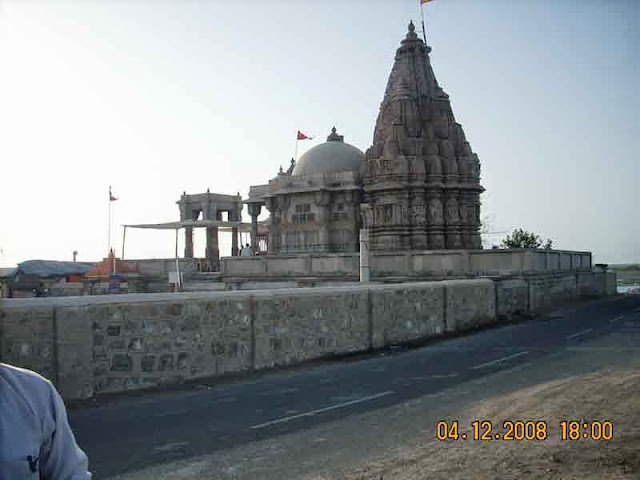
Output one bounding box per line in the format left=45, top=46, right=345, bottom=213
left=0, top=363, right=52, bottom=386
left=0, top=363, right=55, bottom=407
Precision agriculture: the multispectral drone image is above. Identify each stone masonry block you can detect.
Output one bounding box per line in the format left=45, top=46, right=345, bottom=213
left=496, top=278, right=529, bottom=319
left=56, top=305, right=94, bottom=399
left=253, top=287, right=369, bottom=369
left=0, top=305, right=55, bottom=382
left=444, top=279, right=496, bottom=333
left=370, top=282, right=445, bottom=348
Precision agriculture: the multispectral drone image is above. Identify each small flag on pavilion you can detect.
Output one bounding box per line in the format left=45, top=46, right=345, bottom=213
left=109, top=187, right=118, bottom=202
left=297, top=130, right=313, bottom=140
left=421, top=0, right=434, bottom=4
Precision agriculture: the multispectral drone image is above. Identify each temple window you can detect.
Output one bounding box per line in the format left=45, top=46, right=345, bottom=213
left=332, top=203, right=348, bottom=222
left=293, top=204, right=314, bottom=224
left=295, top=204, right=311, bottom=213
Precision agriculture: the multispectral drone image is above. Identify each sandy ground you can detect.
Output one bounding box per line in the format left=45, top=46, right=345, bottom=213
left=313, top=369, right=640, bottom=480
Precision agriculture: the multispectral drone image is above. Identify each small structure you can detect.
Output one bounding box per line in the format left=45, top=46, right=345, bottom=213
left=177, top=191, right=243, bottom=270
left=247, top=127, right=364, bottom=254
left=3, top=260, right=95, bottom=297
left=124, top=190, right=263, bottom=273
left=84, top=249, right=141, bottom=295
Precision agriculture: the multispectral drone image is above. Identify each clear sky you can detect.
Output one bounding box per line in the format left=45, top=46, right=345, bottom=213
left=0, top=0, right=638, bottom=267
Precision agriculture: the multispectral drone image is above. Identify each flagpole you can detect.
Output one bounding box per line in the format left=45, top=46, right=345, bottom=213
left=122, top=226, right=127, bottom=260
left=108, top=186, right=111, bottom=261
left=420, top=0, right=428, bottom=45
left=111, top=188, right=116, bottom=275
left=294, top=134, right=299, bottom=162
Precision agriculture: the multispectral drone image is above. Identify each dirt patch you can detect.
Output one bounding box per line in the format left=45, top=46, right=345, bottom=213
left=313, top=370, right=640, bottom=480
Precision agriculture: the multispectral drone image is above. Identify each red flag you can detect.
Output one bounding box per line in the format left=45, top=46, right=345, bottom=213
left=297, top=130, right=313, bottom=140
left=109, top=187, right=118, bottom=202
left=421, top=0, right=434, bottom=4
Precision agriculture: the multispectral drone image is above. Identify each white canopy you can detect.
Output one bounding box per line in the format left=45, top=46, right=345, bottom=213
left=123, top=220, right=257, bottom=232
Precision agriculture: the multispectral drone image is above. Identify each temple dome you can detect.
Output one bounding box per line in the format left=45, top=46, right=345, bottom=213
left=292, top=127, right=364, bottom=176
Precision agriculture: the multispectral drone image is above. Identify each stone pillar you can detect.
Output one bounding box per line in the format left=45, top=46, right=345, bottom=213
left=206, top=226, right=219, bottom=271
left=248, top=203, right=262, bottom=254
left=230, top=208, right=239, bottom=257
left=318, top=223, right=330, bottom=253
left=266, top=198, right=279, bottom=255
left=359, top=228, right=371, bottom=282
left=350, top=202, right=360, bottom=252
left=231, top=227, right=239, bottom=256
left=184, top=227, right=194, bottom=258
left=267, top=225, right=278, bottom=255
left=251, top=216, right=258, bottom=253
left=315, top=191, right=331, bottom=252
left=230, top=207, right=241, bottom=256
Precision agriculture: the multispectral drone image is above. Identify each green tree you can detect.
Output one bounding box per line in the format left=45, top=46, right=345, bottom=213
left=500, top=228, right=553, bottom=249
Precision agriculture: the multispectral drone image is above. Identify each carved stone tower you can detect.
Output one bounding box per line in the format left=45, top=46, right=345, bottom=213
left=363, top=22, right=483, bottom=251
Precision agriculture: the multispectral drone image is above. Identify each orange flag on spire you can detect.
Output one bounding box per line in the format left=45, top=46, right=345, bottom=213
left=421, top=0, right=434, bottom=4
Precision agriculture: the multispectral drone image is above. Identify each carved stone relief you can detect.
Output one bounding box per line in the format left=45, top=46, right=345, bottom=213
left=410, top=204, right=427, bottom=224
left=444, top=197, right=459, bottom=225
left=428, top=197, right=444, bottom=225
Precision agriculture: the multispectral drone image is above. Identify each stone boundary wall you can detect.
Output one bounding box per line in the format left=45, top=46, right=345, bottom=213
left=495, top=270, right=616, bottom=319
left=0, top=271, right=614, bottom=401
left=221, top=249, right=592, bottom=279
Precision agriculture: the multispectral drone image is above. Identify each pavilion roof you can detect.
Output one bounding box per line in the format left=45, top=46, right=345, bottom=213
left=16, top=260, right=95, bottom=278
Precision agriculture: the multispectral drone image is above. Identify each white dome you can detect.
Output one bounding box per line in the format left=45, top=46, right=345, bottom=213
left=292, top=127, right=364, bottom=176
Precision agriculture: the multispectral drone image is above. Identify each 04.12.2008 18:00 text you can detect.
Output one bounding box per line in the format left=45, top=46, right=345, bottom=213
left=436, top=420, right=613, bottom=442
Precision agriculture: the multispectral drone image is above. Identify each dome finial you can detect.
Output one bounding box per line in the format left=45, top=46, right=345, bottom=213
left=404, top=20, right=418, bottom=42
left=327, top=126, right=343, bottom=142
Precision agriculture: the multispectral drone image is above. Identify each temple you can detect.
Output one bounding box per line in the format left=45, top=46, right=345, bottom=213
left=2, top=21, right=606, bottom=301
left=363, top=21, right=483, bottom=251
left=247, top=126, right=364, bottom=254
left=247, top=21, right=483, bottom=253
left=123, top=22, right=486, bottom=279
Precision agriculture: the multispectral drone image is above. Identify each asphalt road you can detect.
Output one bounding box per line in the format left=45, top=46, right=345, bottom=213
left=68, top=294, right=640, bottom=479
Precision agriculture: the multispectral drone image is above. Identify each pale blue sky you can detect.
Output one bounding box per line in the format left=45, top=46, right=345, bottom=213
left=0, top=0, right=638, bottom=266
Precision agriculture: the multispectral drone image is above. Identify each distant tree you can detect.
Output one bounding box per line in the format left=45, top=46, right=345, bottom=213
left=500, top=228, right=553, bottom=250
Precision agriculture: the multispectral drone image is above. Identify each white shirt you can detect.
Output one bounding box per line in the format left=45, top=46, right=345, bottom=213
left=0, top=364, right=91, bottom=479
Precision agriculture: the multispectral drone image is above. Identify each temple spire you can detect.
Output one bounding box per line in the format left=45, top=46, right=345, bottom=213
left=364, top=23, right=484, bottom=252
